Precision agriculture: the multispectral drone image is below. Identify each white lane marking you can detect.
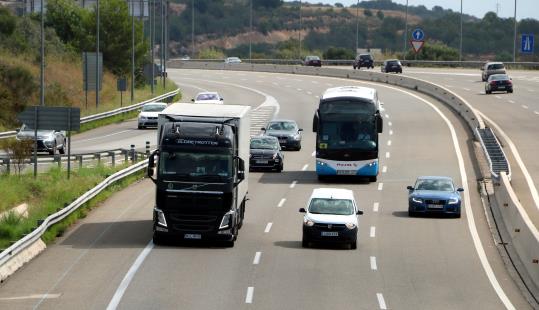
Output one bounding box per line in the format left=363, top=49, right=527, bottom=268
left=522, top=105, right=529, bottom=109
left=264, top=222, right=273, bottom=233
left=253, top=252, right=261, bottom=265
left=277, top=198, right=286, bottom=208
left=307, top=91, right=312, bottom=95
left=508, top=100, right=515, bottom=104
left=528, top=89, right=535, bottom=92
left=389, top=130, right=393, bottom=135
left=378, top=183, right=384, bottom=191
left=495, top=95, right=502, bottom=99
left=77, top=130, right=131, bottom=143
left=311, top=151, right=316, bottom=157
left=312, top=81, right=319, bottom=84
left=534, top=111, right=539, bottom=115
left=315, top=95, right=320, bottom=99
left=385, top=114, right=389, bottom=118
left=297, top=88, right=302, bottom=91
left=290, top=180, right=297, bottom=188
left=373, top=202, right=379, bottom=212
left=302, top=164, right=309, bottom=171
left=106, top=240, right=154, bottom=310
left=387, top=140, right=392, bottom=146
left=370, top=256, right=378, bottom=270
left=463, top=87, right=471, bottom=91
left=382, top=166, right=387, bottom=173
left=388, top=121, right=392, bottom=126
left=0, top=294, right=61, bottom=301
left=370, top=226, right=376, bottom=238
left=245, top=287, right=254, bottom=304
left=385, top=152, right=390, bottom=158
left=377, top=293, right=387, bottom=309
left=285, top=85, right=291, bottom=88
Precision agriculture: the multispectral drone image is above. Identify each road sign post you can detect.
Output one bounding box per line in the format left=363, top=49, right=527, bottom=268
left=521, top=34, right=534, bottom=54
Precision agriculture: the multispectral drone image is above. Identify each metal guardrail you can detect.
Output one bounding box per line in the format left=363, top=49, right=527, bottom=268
left=477, top=128, right=511, bottom=179
left=0, top=89, right=180, bottom=140
left=170, top=58, right=539, bottom=69
left=0, top=159, right=148, bottom=275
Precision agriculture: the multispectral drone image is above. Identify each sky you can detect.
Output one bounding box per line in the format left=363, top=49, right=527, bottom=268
left=309, top=0, right=538, bottom=20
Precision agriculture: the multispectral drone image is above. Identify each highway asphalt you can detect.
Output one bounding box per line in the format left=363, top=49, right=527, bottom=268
left=0, top=69, right=533, bottom=309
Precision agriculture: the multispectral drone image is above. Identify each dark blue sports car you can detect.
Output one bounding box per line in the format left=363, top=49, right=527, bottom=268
left=407, top=176, right=464, bottom=218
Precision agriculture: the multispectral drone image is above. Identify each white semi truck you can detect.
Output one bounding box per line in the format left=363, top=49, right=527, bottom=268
left=147, top=103, right=251, bottom=247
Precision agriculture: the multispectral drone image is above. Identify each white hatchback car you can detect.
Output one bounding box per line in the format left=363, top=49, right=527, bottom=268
left=192, top=92, right=224, bottom=105
left=137, top=102, right=168, bottom=129
left=300, top=188, right=363, bottom=249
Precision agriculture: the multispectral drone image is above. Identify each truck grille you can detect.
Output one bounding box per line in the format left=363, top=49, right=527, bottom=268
left=169, top=213, right=220, bottom=232
left=313, top=223, right=346, bottom=231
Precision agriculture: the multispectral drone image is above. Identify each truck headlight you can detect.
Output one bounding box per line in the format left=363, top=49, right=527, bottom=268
left=448, top=198, right=459, bottom=205
left=154, top=208, right=167, bottom=227
left=345, top=222, right=356, bottom=229
left=219, top=211, right=234, bottom=229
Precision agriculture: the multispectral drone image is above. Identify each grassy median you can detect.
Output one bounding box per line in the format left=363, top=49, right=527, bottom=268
left=0, top=165, right=145, bottom=250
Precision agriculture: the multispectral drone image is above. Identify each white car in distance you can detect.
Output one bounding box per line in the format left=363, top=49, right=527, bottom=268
left=192, top=92, right=224, bottom=105
left=138, top=102, right=168, bottom=129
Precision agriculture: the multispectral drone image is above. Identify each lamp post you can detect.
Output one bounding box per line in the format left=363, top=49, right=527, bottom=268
left=298, top=0, right=302, bottom=61
left=40, top=0, right=44, bottom=107
left=513, top=0, right=517, bottom=62
left=150, top=0, right=154, bottom=94
left=459, top=0, right=463, bottom=61
left=355, top=0, right=359, bottom=54
left=191, top=0, right=195, bottom=58
left=249, top=0, right=252, bottom=62
left=131, top=0, right=135, bottom=103
left=403, top=0, right=408, bottom=60
left=96, top=0, right=100, bottom=109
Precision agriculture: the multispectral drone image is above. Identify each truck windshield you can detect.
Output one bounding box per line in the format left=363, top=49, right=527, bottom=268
left=159, top=151, right=232, bottom=179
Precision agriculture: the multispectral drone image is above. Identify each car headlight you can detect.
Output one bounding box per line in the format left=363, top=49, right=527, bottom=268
left=139, top=115, right=147, bottom=120
left=411, top=197, right=423, bottom=204
left=448, top=198, right=459, bottom=205
left=45, top=134, right=55, bottom=141
left=304, top=219, right=314, bottom=227
left=345, top=222, right=356, bottom=229
left=272, top=153, right=278, bottom=159
left=154, top=208, right=167, bottom=227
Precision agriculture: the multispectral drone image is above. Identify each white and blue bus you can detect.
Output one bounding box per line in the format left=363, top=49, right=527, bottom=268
left=313, top=86, right=383, bottom=182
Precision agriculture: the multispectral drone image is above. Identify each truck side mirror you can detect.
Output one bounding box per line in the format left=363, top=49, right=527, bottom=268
left=147, top=151, right=157, bottom=183
left=237, top=158, right=245, bottom=181
left=312, top=110, right=319, bottom=132
left=376, top=113, right=383, bottom=133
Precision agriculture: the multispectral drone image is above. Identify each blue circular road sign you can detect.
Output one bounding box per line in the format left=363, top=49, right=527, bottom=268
left=412, top=28, right=425, bottom=41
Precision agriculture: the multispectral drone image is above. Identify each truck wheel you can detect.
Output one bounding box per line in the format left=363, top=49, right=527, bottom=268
left=238, top=201, right=245, bottom=229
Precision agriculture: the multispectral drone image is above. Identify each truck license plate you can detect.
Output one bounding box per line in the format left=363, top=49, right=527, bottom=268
left=321, top=231, right=338, bottom=237
left=256, top=160, right=268, bottom=164
left=184, top=234, right=202, bottom=239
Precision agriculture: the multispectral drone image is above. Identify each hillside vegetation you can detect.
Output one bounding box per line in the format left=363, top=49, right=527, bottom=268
left=0, top=1, right=175, bottom=131
left=168, top=0, right=539, bottom=62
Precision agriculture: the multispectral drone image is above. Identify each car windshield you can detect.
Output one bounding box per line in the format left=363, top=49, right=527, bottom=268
left=142, top=104, right=166, bottom=112
left=488, top=64, right=505, bottom=70
left=267, top=121, right=297, bottom=132
left=159, top=151, right=232, bottom=179
left=415, top=179, right=455, bottom=191
left=250, top=137, right=279, bottom=150
left=360, top=55, right=372, bottom=60
left=306, top=56, right=320, bottom=61
left=489, top=75, right=509, bottom=81
left=196, top=93, right=219, bottom=101
left=308, top=198, right=354, bottom=215
left=388, top=61, right=400, bottom=65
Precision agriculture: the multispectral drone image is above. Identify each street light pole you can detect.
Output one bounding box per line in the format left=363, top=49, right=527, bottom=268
left=249, top=0, right=252, bottom=62
left=191, top=0, right=195, bottom=58
left=513, top=0, right=517, bottom=62
left=40, top=0, right=44, bottom=107
left=96, top=0, right=100, bottom=109
left=298, top=0, right=302, bottom=61
left=150, top=0, right=154, bottom=94
left=403, top=0, right=408, bottom=60
left=355, top=0, right=359, bottom=54
left=459, top=0, right=463, bottom=61
left=131, top=0, right=135, bottom=103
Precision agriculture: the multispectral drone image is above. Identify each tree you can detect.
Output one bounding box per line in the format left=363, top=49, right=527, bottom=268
left=323, top=47, right=354, bottom=60
left=364, top=9, right=373, bottom=17
left=376, top=10, right=384, bottom=20
left=45, top=0, right=87, bottom=49
left=0, top=63, right=37, bottom=129
left=0, top=7, right=16, bottom=37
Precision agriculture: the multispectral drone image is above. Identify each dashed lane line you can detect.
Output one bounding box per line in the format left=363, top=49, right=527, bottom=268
left=370, top=256, right=378, bottom=271
left=522, top=105, right=529, bottom=109
left=373, top=202, right=379, bottom=212
left=302, top=164, right=309, bottom=171
left=377, top=293, right=387, bottom=310
left=245, top=287, right=254, bottom=304
left=382, top=166, right=387, bottom=173
left=253, top=252, right=261, bottom=265
left=378, top=183, right=384, bottom=191
left=277, top=198, right=286, bottom=208
left=264, top=223, right=273, bottom=233
left=290, top=180, right=298, bottom=188
left=385, top=152, right=390, bottom=159
left=387, top=140, right=392, bottom=146
left=370, top=226, right=376, bottom=238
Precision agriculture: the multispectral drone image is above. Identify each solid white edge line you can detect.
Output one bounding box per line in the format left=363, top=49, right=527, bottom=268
left=253, top=252, right=262, bottom=265
left=264, top=222, right=273, bottom=233
left=290, top=180, right=297, bottom=188
left=377, top=293, right=387, bottom=309
left=106, top=240, right=154, bottom=310
left=370, top=226, right=376, bottom=238
left=373, top=202, right=380, bottom=212
left=277, top=198, right=286, bottom=208
left=377, top=183, right=384, bottom=191
left=370, top=256, right=378, bottom=271
left=245, top=287, right=254, bottom=304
